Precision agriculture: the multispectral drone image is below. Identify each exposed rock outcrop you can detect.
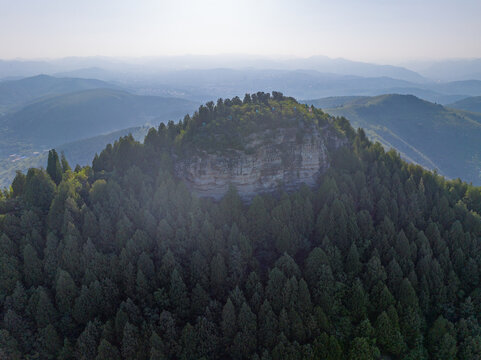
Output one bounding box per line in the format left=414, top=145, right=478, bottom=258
left=175, top=124, right=346, bottom=200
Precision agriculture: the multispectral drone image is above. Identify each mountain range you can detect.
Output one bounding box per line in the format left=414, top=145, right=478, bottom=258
left=0, top=55, right=427, bottom=82
left=3, top=69, right=481, bottom=108
left=125, top=69, right=481, bottom=104
left=405, top=58, right=481, bottom=81
left=1, top=71, right=481, bottom=188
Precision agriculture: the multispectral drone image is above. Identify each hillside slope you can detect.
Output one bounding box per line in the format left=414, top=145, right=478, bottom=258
left=0, top=74, right=119, bottom=113
left=308, top=94, right=481, bottom=184
left=0, top=88, right=198, bottom=147
left=0, top=126, right=150, bottom=187
left=448, top=96, right=481, bottom=113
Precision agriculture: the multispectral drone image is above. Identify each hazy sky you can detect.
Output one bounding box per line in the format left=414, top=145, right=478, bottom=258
left=1, top=0, right=480, bottom=62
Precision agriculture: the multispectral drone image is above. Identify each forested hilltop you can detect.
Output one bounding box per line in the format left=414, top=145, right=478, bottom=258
left=1, top=92, right=481, bottom=359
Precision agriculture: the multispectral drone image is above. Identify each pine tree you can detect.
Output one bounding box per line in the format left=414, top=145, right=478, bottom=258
left=375, top=311, right=405, bottom=356
left=35, top=288, right=57, bottom=329
left=179, top=324, right=197, bottom=360
left=258, top=300, right=278, bottom=349
left=57, top=339, right=74, bottom=360
left=348, top=337, right=379, bottom=360
left=150, top=330, right=166, bottom=360
left=233, top=302, right=257, bottom=358
left=346, top=243, right=362, bottom=276
left=210, top=253, right=227, bottom=297
left=169, top=269, right=190, bottom=318
left=76, top=320, right=101, bottom=360
left=24, top=168, right=56, bottom=211
left=22, top=244, right=43, bottom=287
left=96, top=339, right=120, bottom=360
left=60, top=152, right=71, bottom=173
left=121, top=322, right=139, bottom=360
left=39, top=324, right=61, bottom=359
left=11, top=171, right=26, bottom=197
left=221, top=298, right=237, bottom=343
left=47, top=149, right=63, bottom=185
left=427, top=316, right=457, bottom=360
left=55, top=269, right=78, bottom=314
left=0, top=329, right=22, bottom=360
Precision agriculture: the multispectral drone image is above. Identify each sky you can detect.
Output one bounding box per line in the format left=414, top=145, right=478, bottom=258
left=1, top=0, right=480, bottom=63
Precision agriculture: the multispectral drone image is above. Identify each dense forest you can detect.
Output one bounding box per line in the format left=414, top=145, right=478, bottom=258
left=1, top=92, right=481, bottom=359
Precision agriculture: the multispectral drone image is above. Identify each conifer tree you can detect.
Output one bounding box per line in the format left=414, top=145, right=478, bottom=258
left=60, top=152, right=71, bottom=173
left=47, top=149, right=62, bottom=185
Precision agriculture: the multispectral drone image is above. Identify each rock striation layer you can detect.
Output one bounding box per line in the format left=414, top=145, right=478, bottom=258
left=175, top=125, right=345, bottom=200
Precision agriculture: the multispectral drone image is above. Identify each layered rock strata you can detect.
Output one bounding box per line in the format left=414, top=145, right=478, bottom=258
left=175, top=125, right=345, bottom=199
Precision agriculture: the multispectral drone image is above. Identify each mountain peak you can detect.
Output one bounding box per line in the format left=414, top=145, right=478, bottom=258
left=96, top=92, right=350, bottom=199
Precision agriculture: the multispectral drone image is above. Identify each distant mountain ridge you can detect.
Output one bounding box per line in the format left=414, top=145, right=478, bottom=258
left=406, top=58, right=481, bottom=81
left=2, top=60, right=480, bottom=105
left=281, top=55, right=426, bottom=83
left=121, top=69, right=481, bottom=104
left=0, top=55, right=425, bottom=82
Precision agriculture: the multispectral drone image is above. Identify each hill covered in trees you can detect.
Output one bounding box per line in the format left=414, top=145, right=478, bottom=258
left=0, top=88, right=198, bottom=147
left=1, top=92, right=481, bottom=359
left=448, top=96, right=481, bottom=114
left=307, top=94, right=481, bottom=185
left=0, top=75, right=119, bottom=114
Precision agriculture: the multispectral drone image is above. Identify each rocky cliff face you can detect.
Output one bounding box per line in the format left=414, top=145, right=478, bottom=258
left=175, top=125, right=345, bottom=200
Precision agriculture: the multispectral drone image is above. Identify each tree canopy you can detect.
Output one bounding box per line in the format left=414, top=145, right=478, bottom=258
left=1, top=92, right=481, bottom=359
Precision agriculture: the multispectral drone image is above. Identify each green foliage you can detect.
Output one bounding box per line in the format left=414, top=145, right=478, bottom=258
left=47, top=149, right=63, bottom=185
left=165, top=92, right=332, bottom=155
left=0, top=93, right=481, bottom=359
left=465, top=186, right=481, bottom=214
left=60, top=152, right=71, bottom=173
left=24, top=168, right=56, bottom=212
left=11, top=171, right=25, bottom=197
left=96, top=339, right=120, bottom=360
